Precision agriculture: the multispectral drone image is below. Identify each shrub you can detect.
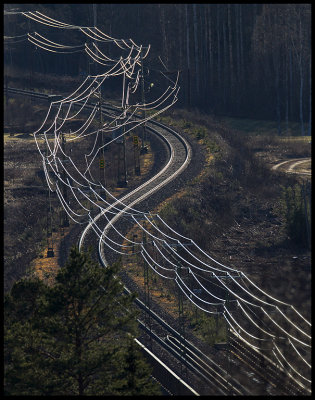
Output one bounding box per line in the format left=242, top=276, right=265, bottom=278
left=280, top=184, right=310, bottom=248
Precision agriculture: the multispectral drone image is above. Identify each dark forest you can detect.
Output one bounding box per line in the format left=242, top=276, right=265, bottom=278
left=4, top=3, right=311, bottom=133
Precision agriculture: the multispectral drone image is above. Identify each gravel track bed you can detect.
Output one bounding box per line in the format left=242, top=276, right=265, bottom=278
left=72, top=125, right=279, bottom=395
left=55, top=123, right=298, bottom=396
left=74, top=125, right=225, bottom=393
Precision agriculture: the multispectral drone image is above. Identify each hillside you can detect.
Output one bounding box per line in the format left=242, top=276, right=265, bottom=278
left=4, top=90, right=311, bottom=324
left=4, top=5, right=311, bottom=395
left=149, top=109, right=311, bottom=318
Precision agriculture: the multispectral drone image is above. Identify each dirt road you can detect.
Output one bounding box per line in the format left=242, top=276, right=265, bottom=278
left=271, top=157, right=311, bottom=176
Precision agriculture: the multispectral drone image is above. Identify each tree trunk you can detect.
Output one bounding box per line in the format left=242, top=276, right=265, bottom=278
left=177, top=5, right=183, bottom=108
left=297, top=9, right=305, bottom=136
left=185, top=4, right=191, bottom=108
left=203, top=5, right=208, bottom=108
left=222, top=15, right=228, bottom=109
left=227, top=4, right=234, bottom=109
left=159, top=5, right=168, bottom=69
left=216, top=4, right=221, bottom=107
left=203, top=5, right=211, bottom=109
left=275, top=60, right=282, bottom=135
left=193, top=4, right=200, bottom=105
left=235, top=5, right=241, bottom=86
left=76, top=332, right=84, bottom=395
left=299, top=65, right=304, bottom=136
left=289, top=48, right=294, bottom=120
left=207, top=5, right=213, bottom=96
left=178, top=5, right=183, bottom=71
left=239, top=4, right=245, bottom=112
left=285, top=53, right=289, bottom=134
left=308, top=56, right=311, bottom=136
left=239, top=4, right=244, bottom=82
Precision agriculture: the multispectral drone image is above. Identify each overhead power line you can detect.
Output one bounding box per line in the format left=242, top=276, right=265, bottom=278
left=10, top=7, right=311, bottom=393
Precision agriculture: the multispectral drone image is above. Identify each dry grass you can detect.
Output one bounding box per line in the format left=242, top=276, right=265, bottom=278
left=121, top=223, right=179, bottom=319
left=119, top=111, right=218, bottom=317
left=29, top=227, right=70, bottom=286
left=27, top=143, right=155, bottom=286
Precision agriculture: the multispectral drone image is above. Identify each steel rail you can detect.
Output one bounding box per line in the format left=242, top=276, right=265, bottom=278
left=76, top=100, right=248, bottom=394
left=9, top=87, right=308, bottom=395
left=164, top=335, right=248, bottom=395
left=229, top=330, right=311, bottom=395
left=129, top=286, right=248, bottom=394
left=87, top=111, right=249, bottom=395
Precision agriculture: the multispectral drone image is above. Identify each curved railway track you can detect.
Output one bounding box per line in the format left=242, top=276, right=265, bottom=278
left=8, top=87, right=310, bottom=396
left=77, top=105, right=249, bottom=395
left=79, top=117, right=191, bottom=252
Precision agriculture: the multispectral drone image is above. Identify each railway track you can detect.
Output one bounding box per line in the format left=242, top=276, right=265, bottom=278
left=6, top=86, right=50, bottom=101
left=132, top=288, right=249, bottom=395
left=71, top=95, right=251, bottom=394
left=8, top=87, right=309, bottom=396
left=229, top=332, right=310, bottom=396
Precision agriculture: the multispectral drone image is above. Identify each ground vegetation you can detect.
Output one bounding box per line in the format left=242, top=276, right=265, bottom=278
left=4, top=246, right=161, bottom=395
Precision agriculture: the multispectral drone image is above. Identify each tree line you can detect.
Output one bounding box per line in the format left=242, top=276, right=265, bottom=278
left=4, top=246, right=161, bottom=395
left=4, top=4, right=311, bottom=133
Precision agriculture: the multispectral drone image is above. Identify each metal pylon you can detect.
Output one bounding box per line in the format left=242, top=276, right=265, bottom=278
left=133, top=134, right=141, bottom=175
left=177, top=262, right=188, bottom=380
left=143, top=229, right=152, bottom=350
left=225, top=278, right=234, bottom=395
left=117, top=75, right=128, bottom=187
left=46, top=188, right=54, bottom=258
left=98, top=90, right=107, bottom=197
left=60, top=132, right=69, bottom=228
left=140, top=50, right=148, bottom=154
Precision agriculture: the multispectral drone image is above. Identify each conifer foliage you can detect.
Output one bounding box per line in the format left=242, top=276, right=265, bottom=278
left=4, top=246, right=161, bottom=395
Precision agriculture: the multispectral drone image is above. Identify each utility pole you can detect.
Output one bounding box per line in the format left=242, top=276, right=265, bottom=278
left=123, top=126, right=127, bottom=184
left=47, top=187, right=54, bottom=258
left=143, top=229, right=152, bottom=350
left=98, top=90, right=107, bottom=197
left=93, top=4, right=98, bottom=76
left=225, top=275, right=233, bottom=395
left=93, top=3, right=106, bottom=195
left=60, top=131, right=69, bottom=228
left=27, top=18, right=33, bottom=102
left=43, top=150, right=54, bottom=257
left=127, top=74, right=140, bottom=176
left=140, top=50, right=148, bottom=154
left=117, top=73, right=128, bottom=187
left=177, top=256, right=187, bottom=382
left=117, top=117, right=128, bottom=187
left=133, top=134, right=140, bottom=175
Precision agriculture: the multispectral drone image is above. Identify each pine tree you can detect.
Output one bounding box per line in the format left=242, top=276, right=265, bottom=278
left=115, top=338, right=162, bottom=395
left=4, top=278, right=54, bottom=395
left=4, top=246, right=160, bottom=395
